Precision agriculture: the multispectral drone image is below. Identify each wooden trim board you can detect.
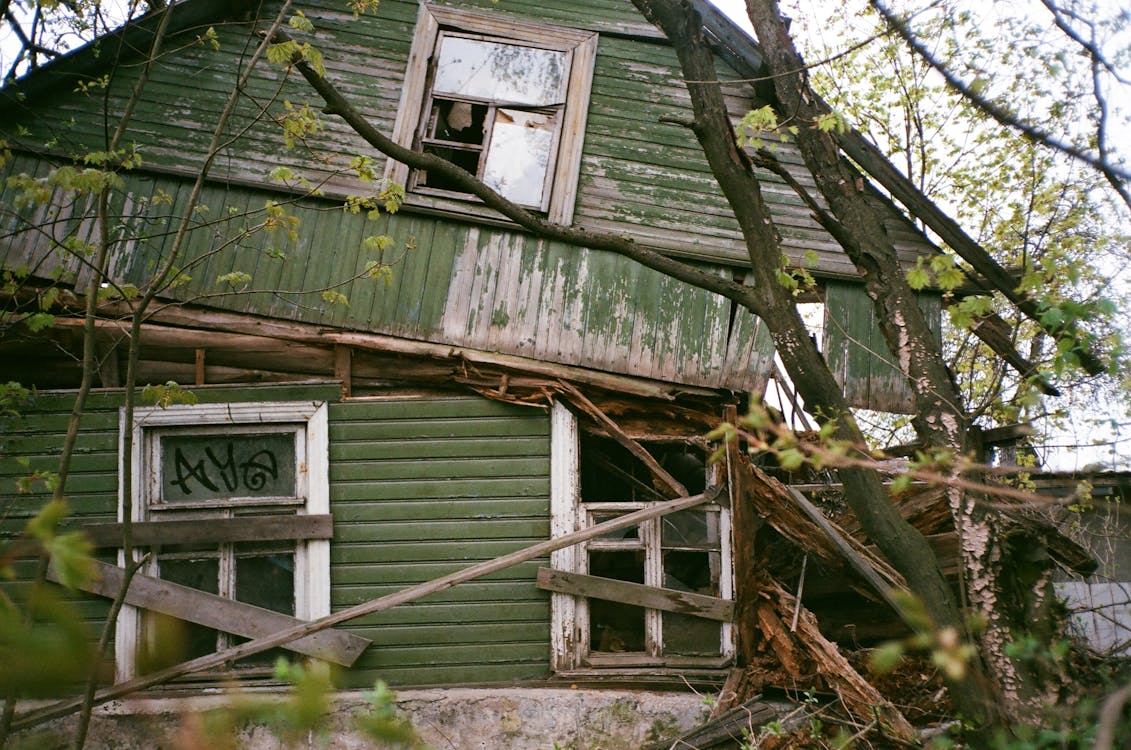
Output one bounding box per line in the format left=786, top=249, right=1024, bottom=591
left=80, top=515, right=333, bottom=549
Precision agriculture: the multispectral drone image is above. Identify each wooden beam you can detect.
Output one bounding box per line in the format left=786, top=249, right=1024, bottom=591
left=49, top=560, right=369, bottom=667
left=558, top=381, right=688, bottom=498
left=194, top=347, right=206, bottom=386
left=16, top=488, right=722, bottom=729
left=79, top=515, right=334, bottom=549
left=786, top=487, right=908, bottom=613
left=334, top=344, right=352, bottom=398
left=536, top=568, right=734, bottom=622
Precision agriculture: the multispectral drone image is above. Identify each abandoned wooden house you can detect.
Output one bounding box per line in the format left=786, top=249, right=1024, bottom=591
left=0, top=0, right=1087, bottom=746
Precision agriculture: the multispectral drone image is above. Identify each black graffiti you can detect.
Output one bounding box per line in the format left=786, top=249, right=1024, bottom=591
left=170, top=442, right=279, bottom=496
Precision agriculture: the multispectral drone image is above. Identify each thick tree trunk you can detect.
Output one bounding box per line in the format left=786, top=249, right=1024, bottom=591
left=630, top=0, right=1010, bottom=727
left=740, top=0, right=1060, bottom=722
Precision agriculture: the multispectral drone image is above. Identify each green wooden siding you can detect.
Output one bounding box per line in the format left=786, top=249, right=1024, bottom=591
left=0, top=0, right=935, bottom=394
left=328, top=396, right=552, bottom=687
left=1, top=387, right=555, bottom=687
left=823, top=280, right=943, bottom=413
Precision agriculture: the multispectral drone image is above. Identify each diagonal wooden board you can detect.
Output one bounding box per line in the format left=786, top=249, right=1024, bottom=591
left=49, top=560, right=370, bottom=667
left=536, top=568, right=734, bottom=622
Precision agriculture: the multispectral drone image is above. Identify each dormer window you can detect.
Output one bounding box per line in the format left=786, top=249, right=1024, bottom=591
left=387, top=6, right=597, bottom=224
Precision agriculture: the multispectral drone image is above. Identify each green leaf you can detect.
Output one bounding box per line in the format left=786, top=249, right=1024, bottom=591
left=44, top=531, right=94, bottom=591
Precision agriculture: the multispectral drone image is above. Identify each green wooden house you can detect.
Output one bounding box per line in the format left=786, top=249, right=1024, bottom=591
left=0, top=0, right=940, bottom=709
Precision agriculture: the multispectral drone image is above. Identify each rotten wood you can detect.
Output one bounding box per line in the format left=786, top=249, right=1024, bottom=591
left=756, top=578, right=917, bottom=743
left=79, top=515, right=334, bottom=549
left=334, top=344, right=351, bottom=398
left=14, top=488, right=722, bottom=730
left=726, top=406, right=761, bottom=671
left=557, top=380, right=688, bottom=497
left=536, top=567, right=734, bottom=622
left=49, top=560, right=370, bottom=667
left=735, top=455, right=906, bottom=592
left=194, top=347, right=205, bottom=386
left=785, top=487, right=908, bottom=613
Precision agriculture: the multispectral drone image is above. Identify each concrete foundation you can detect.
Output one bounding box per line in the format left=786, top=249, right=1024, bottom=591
left=13, top=687, right=712, bottom=749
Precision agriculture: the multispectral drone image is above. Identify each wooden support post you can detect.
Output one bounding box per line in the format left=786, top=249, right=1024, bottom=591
left=194, top=348, right=205, bottom=386
left=14, top=488, right=722, bottom=730
left=726, top=405, right=760, bottom=676
left=334, top=345, right=352, bottom=398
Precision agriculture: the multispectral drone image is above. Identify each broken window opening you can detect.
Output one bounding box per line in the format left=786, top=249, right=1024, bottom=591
left=412, top=32, right=567, bottom=210
left=551, top=405, right=734, bottom=671
left=388, top=6, right=597, bottom=224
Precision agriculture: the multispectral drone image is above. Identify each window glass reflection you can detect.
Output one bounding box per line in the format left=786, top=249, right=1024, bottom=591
left=434, top=37, right=567, bottom=106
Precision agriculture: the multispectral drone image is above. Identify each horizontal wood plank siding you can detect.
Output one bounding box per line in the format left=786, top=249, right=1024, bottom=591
left=328, top=396, right=553, bottom=687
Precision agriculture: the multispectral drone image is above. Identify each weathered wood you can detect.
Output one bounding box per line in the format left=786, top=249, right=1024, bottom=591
left=79, top=515, right=334, bottom=549
left=15, top=488, right=723, bottom=729
left=536, top=567, right=733, bottom=622
left=756, top=578, right=917, bottom=743
left=785, top=487, right=908, bottom=613
left=558, top=381, right=688, bottom=497
left=194, top=347, right=205, bottom=386
left=50, top=560, right=369, bottom=667
left=642, top=694, right=782, bottom=750
left=334, top=345, right=351, bottom=398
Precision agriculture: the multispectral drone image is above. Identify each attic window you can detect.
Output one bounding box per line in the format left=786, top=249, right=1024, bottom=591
left=387, top=5, right=597, bottom=224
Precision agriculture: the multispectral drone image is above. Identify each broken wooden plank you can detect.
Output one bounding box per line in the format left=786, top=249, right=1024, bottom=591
left=536, top=568, right=734, bottom=622
left=79, top=515, right=334, bottom=549
left=757, top=578, right=917, bottom=743
left=785, top=487, right=908, bottom=612
left=642, top=694, right=782, bottom=750
left=557, top=380, right=688, bottom=497
left=50, top=559, right=370, bottom=667
left=16, top=488, right=723, bottom=729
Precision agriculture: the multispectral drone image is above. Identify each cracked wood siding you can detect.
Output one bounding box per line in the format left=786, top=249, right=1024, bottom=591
left=1, top=148, right=774, bottom=390
left=822, top=280, right=943, bottom=413
left=327, top=395, right=554, bottom=687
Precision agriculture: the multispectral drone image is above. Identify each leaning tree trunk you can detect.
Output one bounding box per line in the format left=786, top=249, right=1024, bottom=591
left=742, top=0, right=1064, bottom=722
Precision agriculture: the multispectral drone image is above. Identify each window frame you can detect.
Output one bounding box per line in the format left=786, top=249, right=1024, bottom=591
left=385, top=4, right=597, bottom=225
left=114, top=401, right=330, bottom=682
left=549, top=404, right=735, bottom=672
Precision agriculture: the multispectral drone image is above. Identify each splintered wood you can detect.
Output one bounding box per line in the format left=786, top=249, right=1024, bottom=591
left=754, top=578, right=917, bottom=743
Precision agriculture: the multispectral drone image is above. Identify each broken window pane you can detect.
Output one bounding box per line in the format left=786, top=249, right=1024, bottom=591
left=588, top=550, right=646, bottom=653
left=661, top=510, right=720, bottom=548
left=434, top=36, right=567, bottom=106
left=590, top=511, right=639, bottom=541
left=482, top=108, right=556, bottom=206
left=427, top=99, right=487, bottom=144
left=662, top=549, right=722, bottom=656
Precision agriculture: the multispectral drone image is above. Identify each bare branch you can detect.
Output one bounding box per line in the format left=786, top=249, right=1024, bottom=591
left=868, top=0, right=1131, bottom=210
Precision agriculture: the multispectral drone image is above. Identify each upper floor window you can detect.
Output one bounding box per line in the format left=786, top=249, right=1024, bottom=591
left=386, top=5, right=597, bottom=224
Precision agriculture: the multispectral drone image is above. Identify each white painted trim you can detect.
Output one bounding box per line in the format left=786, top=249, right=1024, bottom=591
left=549, top=402, right=580, bottom=670
left=115, top=401, right=331, bottom=681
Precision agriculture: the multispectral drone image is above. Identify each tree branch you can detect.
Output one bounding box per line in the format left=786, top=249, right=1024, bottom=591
left=868, top=0, right=1131, bottom=210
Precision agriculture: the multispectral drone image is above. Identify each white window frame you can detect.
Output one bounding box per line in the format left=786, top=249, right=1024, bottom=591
left=385, top=4, right=597, bottom=225
left=114, top=402, right=330, bottom=682
left=549, top=403, right=735, bottom=671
